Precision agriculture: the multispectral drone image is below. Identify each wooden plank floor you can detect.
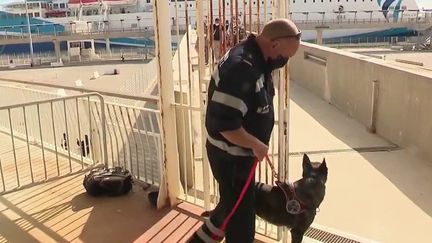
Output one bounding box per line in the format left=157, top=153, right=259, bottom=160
left=134, top=202, right=278, bottom=243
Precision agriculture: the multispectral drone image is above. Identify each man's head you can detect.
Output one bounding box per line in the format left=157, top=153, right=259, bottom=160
left=215, top=18, right=220, bottom=25
left=256, top=18, right=301, bottom=70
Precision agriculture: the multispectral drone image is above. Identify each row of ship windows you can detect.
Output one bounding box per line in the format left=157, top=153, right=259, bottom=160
left=163, top=1, right=275, bottom=7
left=161, top=0, right=378, bottom=6
left=0, top=12, right=40, bottom=19
left=294, top=0, right=374, bottom=2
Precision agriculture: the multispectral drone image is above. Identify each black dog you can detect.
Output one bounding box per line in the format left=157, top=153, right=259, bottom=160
left=255, top=154, right=328, bottom=243
left=200, top=154, right=327, bottom=243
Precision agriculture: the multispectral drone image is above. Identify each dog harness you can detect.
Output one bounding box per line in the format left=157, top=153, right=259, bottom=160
left=265, top=156, right=308, bottom=215
left=275, top=180, right=307, bottom=215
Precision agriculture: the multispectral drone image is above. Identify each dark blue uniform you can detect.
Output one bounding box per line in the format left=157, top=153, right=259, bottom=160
left=192, top=34, right=275, bottom=243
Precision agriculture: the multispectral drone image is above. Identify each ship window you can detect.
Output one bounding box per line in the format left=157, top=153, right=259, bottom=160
left=147, top=0, right=150, bottom=3
left=60, top=3, right=65, bottom=8
left=34, top=12, right=40, bottom=17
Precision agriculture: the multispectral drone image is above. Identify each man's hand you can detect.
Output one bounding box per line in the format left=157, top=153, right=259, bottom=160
left=220, top=127, right=268, bottom=161
left=251, top=140, right=268, bottom=161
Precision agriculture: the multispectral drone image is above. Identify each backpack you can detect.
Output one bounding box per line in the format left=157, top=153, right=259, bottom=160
left=83, top=166, right=133, bottom=196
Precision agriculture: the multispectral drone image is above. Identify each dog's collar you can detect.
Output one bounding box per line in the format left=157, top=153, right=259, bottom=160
left=275, top=180, right=308, bottom=215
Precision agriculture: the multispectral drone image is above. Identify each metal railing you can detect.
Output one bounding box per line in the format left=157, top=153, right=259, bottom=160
left=0, top=87, right=164, bottom=193
left=0, top=48, right=155, bottom=68
left=0, top=93, right=106, bottom=193
left=0, top=19, right=189, bottom=40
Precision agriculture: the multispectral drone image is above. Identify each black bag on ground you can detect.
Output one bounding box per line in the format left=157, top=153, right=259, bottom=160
left=83, top=166, right=133, bottom=196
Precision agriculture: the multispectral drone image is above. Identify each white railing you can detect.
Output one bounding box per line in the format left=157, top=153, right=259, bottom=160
left=0, top=93, right=107, bottom=193
left=0, top=87, right=164, bottom=193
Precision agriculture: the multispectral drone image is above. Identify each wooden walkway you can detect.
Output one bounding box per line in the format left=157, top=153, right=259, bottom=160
left=134, top=202, right=277, bottom=243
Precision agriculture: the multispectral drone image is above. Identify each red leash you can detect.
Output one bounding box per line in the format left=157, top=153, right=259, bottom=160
left=213, top=155, right=272, bottom=239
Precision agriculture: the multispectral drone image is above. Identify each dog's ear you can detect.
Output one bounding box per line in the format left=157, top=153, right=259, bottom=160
left=303, top=154, right=312, bottom=172
left=319, top=158, right=328, bottom=174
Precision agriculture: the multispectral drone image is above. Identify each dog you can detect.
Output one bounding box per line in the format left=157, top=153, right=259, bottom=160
left=200, top=154, right=328, bottom=243
left=255, top=154, right=328, bottom=243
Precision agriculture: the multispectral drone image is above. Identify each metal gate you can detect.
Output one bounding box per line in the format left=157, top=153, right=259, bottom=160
left=159, top=0, right=292, bottom=240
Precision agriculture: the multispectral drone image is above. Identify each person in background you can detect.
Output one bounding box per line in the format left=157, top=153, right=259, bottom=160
left=212, top=18, right=222, bottom=62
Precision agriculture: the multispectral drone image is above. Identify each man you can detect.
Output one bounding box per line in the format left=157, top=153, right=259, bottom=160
left=188, top=19, right=301, bottom=243
left=212, top=18, right=222, bottom=62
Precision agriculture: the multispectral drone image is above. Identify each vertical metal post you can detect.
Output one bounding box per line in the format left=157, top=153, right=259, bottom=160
left=276, top=1, right=290, bottom=242
left=50, top=102, right=60, bottom=176
left=63, top=100, right=72, bottom=172
left=76, top=98, right=84, bottom=168
left=197, top=0, right=211, bottom=210
left=37, top=104, right=47, bottom=180
left=222, top=0, right=226, bottom=54
left=107, top=105, right=120, bottom=166
left=119, top=106, right=133, bottom=171
left=112, top=105, right=126, bottom=167
left=257, top=0, right=261, bottom=33
left=235, top=0, right=239, bottom=43
left=249, top=0, right=252, bottom=33
left=23, top=107, right=34, bottom=183
left=25, top=0, right=34, bottom=66
left=8, top=109, right=20, bottom=187
left=153, top=0, right=182, bottom=207
left=98, top=95, right=108, bottom=167
left=87, top=97, right=95, bottom=163
left=125, top=108, right=138, bottom=177
left=139, top=111, right=151, bottom=183
left=132, top=108, right=145, bottom=180
left=230, top=0, right=234, bottom=45
left=243, top=0, right=246, bottom=36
